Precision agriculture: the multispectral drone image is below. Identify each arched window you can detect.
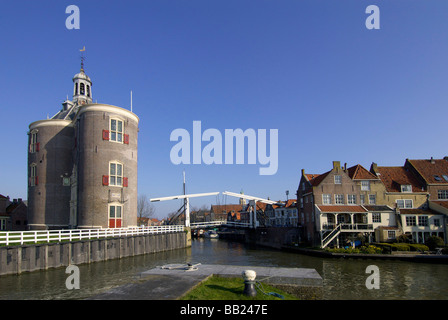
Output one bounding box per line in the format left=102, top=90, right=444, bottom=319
left=75, top=83, right=78, bottom=95
left=80, top=83, right=85, bottom=95
left=87, top=85, right=91, bottom=97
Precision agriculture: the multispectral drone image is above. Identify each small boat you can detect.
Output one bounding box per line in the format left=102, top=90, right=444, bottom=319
left=204, top=230, right=219, bottom=239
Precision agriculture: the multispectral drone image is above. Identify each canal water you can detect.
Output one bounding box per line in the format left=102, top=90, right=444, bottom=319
left=0, top=238, right=447, bottom=300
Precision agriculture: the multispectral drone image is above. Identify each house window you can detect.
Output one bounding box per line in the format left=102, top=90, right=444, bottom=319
left=302, top=182, right=306, bottom=191
left=406, top=216, right=416, bottom=226
left=109, top=162, right=123, bottom=187
left=434, top=219, right=440, bottom=227
left=401, top=185, right=412, bottom=193
left=372, top=212, right=381, bottom=223
left=323, top=194, right=331, bottom=204
left=335, top=194, right=344, bottom=204
left=334, top=175, right=342, bottom=184
left=347, top=195, right=356, bottom=204
left=443, top=175, right=448, bottom=182
left=418, top=216, right=428, bottom=227
left=437, top=190, right=448, bottom=200
left=368, top=194, right=376, bottom=205
left=360, top=194, right=365, bottom=204
left=0, top=219, right=6, bottom=230
left=110, top=119, right=124, bottom=143
left=396, top=199, right=413, bottom=209
left=109, top=204, right=123, bottom=228
left=361, top=181, right=370, bottom=191
left=387, top=230, right=396, bottom=240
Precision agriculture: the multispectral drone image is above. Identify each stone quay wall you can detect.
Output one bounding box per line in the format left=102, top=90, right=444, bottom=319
left=0, top=232, right=187, bottom=276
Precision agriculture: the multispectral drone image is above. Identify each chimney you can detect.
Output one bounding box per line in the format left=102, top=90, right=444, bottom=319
left=333, top=161, right=341, bottom=172
left=301, top=169, right=305, bottom=176
left=13, top=199, right=17, bottom=204
left=18, top=198, right=22, bottom=203
left=431, top=157, right=435, bottom=164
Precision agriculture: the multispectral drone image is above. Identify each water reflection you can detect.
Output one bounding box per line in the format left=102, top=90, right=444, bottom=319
left=0, top=238, right=447, bottom=299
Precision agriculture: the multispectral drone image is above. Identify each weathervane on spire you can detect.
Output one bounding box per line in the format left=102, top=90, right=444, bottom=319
left=80, top=46, right=86, bottom=72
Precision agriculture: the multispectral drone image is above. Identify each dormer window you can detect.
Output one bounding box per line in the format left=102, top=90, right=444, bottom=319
left=401, top=184, right=412, bottom=193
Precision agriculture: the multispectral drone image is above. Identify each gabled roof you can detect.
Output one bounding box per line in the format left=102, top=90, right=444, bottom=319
left=347, top=164, right=379, bottom=180
left=406, top=158, right=448, bottom=184
left=304, top=171, right=330, bottom=187
left=375, top=166, right=424, bottom=193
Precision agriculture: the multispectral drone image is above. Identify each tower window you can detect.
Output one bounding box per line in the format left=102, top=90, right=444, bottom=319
left=87, top=85, right=91, bottom=97
left=109, top=204, right=123, bottom=228
left=75, top=83, right=78, bottom=95
left=109, top=161, right=123, bottom=187
left=29, top=164, right=38, bottom=186
left=80, top=83, right=85, bottom=95
left=110, top=119, right=123, bottom=143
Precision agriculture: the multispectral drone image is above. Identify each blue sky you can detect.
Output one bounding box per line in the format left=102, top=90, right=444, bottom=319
left=1, top=1, right=447, bottom=218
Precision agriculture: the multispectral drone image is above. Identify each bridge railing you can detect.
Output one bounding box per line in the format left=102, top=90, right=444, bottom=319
left=0, top=225, right=184, bottom=246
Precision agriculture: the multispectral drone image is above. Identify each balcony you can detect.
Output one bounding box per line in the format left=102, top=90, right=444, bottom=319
left=322, top=223, right=374, bottom=232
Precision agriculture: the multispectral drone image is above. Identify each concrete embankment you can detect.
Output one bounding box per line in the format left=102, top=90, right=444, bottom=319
left=0, top=232, right=188, bottom=276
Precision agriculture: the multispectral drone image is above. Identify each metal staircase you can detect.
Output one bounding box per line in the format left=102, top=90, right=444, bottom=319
left=321, top=224, right=342, bottom=248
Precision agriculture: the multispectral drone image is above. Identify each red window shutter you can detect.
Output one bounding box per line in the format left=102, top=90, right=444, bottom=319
left=109, top=219, right=115, bottom=228
left=102, top=130, right=110, bottom=140
left=102, top=175, right=109, bottom=186
left=116, top=219, right=122, bottom=228
left=123, top=177, right=128, bottom=187
left=124, top=134, right=129, bottom=144
left=36, top=142, right=40, bottom=152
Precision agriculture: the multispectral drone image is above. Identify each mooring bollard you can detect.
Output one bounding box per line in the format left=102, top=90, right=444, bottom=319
left=242, top=270, right=257, bottom=297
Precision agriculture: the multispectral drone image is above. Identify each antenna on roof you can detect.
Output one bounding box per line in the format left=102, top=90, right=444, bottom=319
left=130, top=90, right=133, bottom=112
left=79, top=46, right=86, bottom=72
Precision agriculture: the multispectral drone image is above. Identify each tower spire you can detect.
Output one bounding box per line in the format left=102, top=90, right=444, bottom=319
left=80, top=46, right=86, bottom=72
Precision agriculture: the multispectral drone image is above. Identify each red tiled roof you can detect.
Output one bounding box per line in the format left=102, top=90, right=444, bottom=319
left=347, top=164, right=379, bottom=180
left=431, top=200, right=448, bottom=209
left=376, top=166, right=424, bottom=193
left=316, top=205, right=368, bottom=213
left=305, top=171, right=330, bottom=186
left=400, top=208, right=440, bottom=215
left=211, top=204, right=244, bottom=213
left=407, top=159, right=448, bottom=184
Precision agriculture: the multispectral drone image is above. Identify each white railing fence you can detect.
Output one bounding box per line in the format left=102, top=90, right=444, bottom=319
left=0, top=225, right=184, bottom=246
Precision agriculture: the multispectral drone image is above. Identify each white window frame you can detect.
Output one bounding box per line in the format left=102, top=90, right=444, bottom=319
left=437, top=190, right=448, bottom=200
left=396, top=199, right=413, bottom=209
left=418, top=216, right=428, bottom=227
left=110, top=118, right=124, bottom=143
left=108, top=204, right=123, bottom=228
left=387, top=230, right=396, bottom=240
left=372, top=212, right=381, bottom=223
left=109, top=161, right=123, bottom=187
left=360, top=194, right=365, bottom=204
left=401, top=184, right=412, bottom=193
left=368, top=194, right=376, bottom=205
left=347, top=194, right=356, bottom=204
left=406, top=216, right=416, bottom=226
left=334, top=175, right=342, bottom=184
left=322, top=194, right=331, bottom=204
left=361, top=181, right=370, bottom=191
left=335, top=194, right=344, bottom=204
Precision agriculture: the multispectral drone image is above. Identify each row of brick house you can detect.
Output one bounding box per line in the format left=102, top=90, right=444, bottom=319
left=297, top=158, right=448, bottom=248
left=0, top=195, right=28, bottom=231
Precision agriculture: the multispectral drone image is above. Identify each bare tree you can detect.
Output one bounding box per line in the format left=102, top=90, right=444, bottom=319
left=137, top=194, right=155, bottom=226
